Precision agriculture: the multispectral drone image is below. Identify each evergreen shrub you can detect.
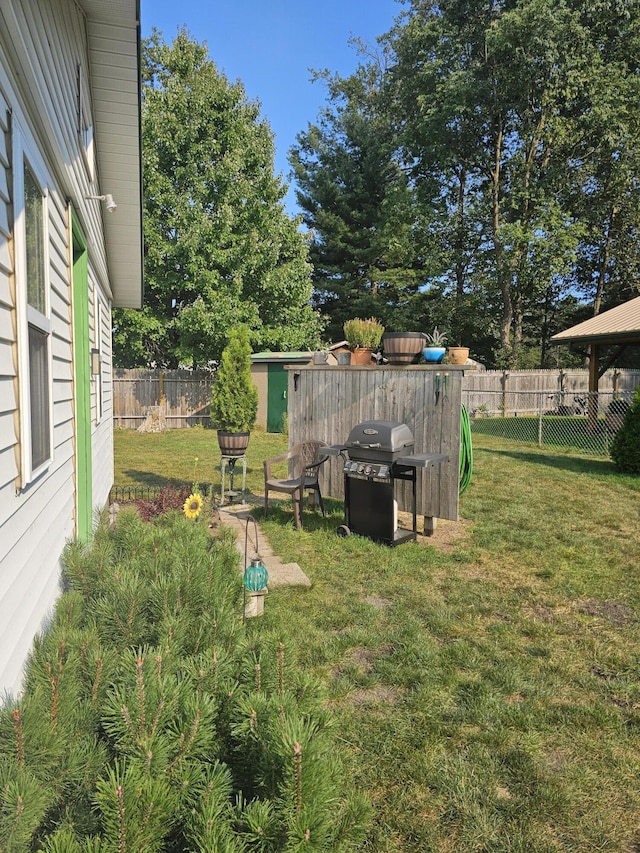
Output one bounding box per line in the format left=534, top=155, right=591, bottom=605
left=210, top=325, right=258, bottom=432
left=610, top=388, right=640, bottom=474
left=0, top=508, right=369, bottom=850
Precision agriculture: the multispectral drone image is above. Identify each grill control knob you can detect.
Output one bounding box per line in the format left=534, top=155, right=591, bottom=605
left=357, top=463, right=365, bottom=474
left=364, top=465, right=372, bottom=476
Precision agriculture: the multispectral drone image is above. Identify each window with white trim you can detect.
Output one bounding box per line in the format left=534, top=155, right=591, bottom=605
left=15, top=131, right=52, bottom=483
left=77, top=64, right=95, bottom=181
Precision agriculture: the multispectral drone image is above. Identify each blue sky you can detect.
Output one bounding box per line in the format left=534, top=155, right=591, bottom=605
left=141, top=0, right=403, bottom=214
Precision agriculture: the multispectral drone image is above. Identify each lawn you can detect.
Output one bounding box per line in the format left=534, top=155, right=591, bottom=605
left=114, top=427, right=640, bottom=852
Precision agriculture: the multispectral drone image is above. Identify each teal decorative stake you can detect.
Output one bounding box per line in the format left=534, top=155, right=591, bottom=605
left=243, top=515, right=268, bottom=620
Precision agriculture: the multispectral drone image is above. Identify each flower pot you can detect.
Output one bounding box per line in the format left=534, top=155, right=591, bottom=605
left=351, top=347, right=375, bottom=365
left=448, top=346, right=470, bottom=365
left=423, top=346, right=446, bottom=364
left=217, top=430, right=250, bottom=456
left=382, top=332, right=427, bottom=365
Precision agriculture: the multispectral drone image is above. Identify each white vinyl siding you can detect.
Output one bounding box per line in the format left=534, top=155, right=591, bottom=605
left=0, top=0, right=123, bottom=699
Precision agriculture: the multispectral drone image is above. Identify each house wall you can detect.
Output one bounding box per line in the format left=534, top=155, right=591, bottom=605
left=0, top=0, right=115, bottom=698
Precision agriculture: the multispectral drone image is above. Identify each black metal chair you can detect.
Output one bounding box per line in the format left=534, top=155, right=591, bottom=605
left=263, top=440, right=328, bottom=529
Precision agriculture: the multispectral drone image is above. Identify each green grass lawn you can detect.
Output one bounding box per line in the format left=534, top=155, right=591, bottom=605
left=114, top=427, right=640, bottom=852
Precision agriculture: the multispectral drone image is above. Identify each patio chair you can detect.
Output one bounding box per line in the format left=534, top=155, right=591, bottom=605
left=263, top=440, right=329, bottom=529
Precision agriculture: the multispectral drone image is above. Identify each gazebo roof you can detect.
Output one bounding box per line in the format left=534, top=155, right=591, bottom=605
left=551, top=296, right=640, bottom=346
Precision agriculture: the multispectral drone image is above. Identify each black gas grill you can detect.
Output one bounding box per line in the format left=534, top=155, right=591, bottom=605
left=326, top=420, right=448, bottom=546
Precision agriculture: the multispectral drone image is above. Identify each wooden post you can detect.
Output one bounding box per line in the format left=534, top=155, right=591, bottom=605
left=588, top=343, right=599, bottom=432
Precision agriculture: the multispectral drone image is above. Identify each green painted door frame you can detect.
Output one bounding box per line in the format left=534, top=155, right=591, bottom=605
left=72, top=213, right=92, bottom=541
left=267, top=363, right=289, bottom=433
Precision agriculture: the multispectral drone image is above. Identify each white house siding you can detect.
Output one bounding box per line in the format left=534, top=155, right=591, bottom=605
left=0, top=0, right=116, bottom=699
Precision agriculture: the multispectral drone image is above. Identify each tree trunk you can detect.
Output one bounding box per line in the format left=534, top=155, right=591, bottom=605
left=593, top=206, right=617, bottom=316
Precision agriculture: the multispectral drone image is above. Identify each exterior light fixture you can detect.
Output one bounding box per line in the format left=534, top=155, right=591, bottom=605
left=86, top=193, right=117, bottom=212
left=243, top=514, right=268, bottom=620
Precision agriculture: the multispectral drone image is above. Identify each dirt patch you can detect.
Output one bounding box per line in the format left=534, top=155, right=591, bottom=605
left=576, top=599, right=635, bottom=627
left=349, top=685, right=404, bottom=707
left=346, top=645, right=395, bottom=674
left=364, top=594, right=392, bottom=610
left=395, top=513, right=472, bottom=551
left=331, top=645, right=396, bottom=680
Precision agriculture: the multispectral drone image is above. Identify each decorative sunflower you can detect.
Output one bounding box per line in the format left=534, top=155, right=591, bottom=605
left=183, top=493, right=203, bottom=520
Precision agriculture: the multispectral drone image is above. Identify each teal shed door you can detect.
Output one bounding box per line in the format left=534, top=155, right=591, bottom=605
left=267, top=364, right=288, bottom=432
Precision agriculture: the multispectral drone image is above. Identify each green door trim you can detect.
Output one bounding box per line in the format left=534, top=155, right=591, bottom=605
left=71, top=212, right=92, bottom=541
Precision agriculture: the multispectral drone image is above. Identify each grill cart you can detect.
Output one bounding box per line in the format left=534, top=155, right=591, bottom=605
left=326, top=420, right=448, bottom=546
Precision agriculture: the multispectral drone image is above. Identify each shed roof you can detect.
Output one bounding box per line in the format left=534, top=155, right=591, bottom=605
left=551, top=296, right=640, bottom=345
left=79, top=0, right=142, bottom=309
left=251, top=352, right=312, bottom=363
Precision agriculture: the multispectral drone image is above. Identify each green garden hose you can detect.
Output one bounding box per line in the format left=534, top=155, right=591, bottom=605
left=459, top=404, right=473, bottom=494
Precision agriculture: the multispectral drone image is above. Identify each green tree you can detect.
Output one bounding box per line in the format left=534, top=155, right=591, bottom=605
left=114, top=30, right=322, bottom=368
left=290, top=54, right=434, bottom=342
left=387, top=0, right=640, bottom=366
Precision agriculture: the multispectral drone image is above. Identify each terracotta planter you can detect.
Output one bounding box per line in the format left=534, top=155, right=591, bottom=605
left=217, top=430, right=250, bottom=456
left=350, top=347, right=375, bottom=365
left=382, top=332, right=426, bottom=365
left=448, top=346, right=470, bottom=365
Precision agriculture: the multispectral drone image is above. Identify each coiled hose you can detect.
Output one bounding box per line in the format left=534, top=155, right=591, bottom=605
left=459, top=404, right=473, bottom=494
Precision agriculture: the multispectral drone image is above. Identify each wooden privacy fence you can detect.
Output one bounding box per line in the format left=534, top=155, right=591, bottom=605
left=112, top=367, right=640, bottom=430
left=113, top=369, right=213, bottom=428
left=286, top=365, right=464, bottom=525
left=463, top=368, right=640, bottom=417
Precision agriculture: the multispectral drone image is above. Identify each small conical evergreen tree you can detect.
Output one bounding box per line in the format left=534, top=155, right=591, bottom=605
left=210, top=325, right=258, bottom=432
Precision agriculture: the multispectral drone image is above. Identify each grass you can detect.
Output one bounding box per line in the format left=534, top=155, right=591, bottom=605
left=114, top=426, right=640, bottom=852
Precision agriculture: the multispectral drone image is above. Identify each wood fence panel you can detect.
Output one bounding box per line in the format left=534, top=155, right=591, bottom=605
left=287, top=365, right=463, bottom=523
left=113, top=369, right=213, bottom=428
left=111, top=367, right=640, bottom=429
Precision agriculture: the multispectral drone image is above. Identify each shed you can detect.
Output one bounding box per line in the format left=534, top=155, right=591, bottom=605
left=251, top=352, right=312, bottom=432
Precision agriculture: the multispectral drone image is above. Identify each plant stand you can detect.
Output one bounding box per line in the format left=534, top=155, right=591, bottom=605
left=219, top=454, right=247, bottom=506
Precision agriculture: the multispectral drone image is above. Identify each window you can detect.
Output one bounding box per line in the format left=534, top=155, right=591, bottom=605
left=14, top=131, right=52, bottom=483
left=77, top=64, right=95, bottom=180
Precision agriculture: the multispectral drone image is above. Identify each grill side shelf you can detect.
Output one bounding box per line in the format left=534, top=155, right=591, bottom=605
left=396, top=453, right=449, bottom=468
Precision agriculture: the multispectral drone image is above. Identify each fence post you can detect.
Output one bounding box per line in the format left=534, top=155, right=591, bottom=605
left=538, top=392, right=543, bottom=447
left=501, top=371, right=509, bottom=417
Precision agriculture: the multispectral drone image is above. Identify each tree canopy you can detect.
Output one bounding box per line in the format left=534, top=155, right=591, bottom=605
left=289, top=0, right=640, bottom=368
left=113, top=30, right=323, bottom=369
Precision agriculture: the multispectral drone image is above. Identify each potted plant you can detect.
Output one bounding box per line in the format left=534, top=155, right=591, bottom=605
left=210, top=325, right=258, bottom=456
left=448, top=344, right=470, bottom=365
left=382, top=331, right=427, bottom=365
left=423, top=327, right=447, bottom=363
left=343, top=317, right=385, bottom=365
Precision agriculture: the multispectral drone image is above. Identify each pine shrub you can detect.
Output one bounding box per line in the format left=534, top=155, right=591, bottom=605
left=610, top=388, right=640, bottom=474
left=0, top=508, right=370, bottom=851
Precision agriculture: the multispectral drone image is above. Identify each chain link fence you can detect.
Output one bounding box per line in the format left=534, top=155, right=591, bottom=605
left=464, top=389, right=634, bottom=456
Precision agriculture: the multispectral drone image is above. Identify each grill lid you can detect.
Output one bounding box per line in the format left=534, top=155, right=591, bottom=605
left=345, top=420, right=414, bottom=453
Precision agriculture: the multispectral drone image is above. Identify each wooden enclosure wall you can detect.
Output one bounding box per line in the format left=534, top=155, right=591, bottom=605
left=286, top=365, right=464, bottom=523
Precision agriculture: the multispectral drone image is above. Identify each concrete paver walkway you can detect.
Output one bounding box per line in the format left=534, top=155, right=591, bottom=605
left=217, top=502, right=311, bottom=588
